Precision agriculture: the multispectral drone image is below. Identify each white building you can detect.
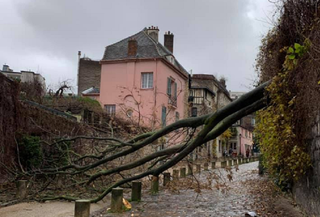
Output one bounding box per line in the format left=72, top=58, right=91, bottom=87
left=0, top=64, right=46, bottom=90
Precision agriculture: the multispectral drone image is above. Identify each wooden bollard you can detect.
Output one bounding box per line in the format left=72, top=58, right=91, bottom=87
left=111, top=187, right=123, bottom=212
left=221, top=161, right=226, bottom=168
left=187, top=164, right=193, bottom=175
left=151, top=175, right=159, bottom=194
left=16, top=180, right=27, bottom=200
left=75, top=199, right=90, bottom=217
left=131, top=181, right=141, bottom=201
left=228, top=160, right=233, bottom=167
left=204, top=163, right=209, bottom=171
left=196, top=164, right=201, bottom=173
left=211, top=161, right=216, bottom=169
left=180, top=167, right=186, bottom=178
left=173, top=169, right=179, bottom=180
left=234, top=159, right=238, bottom=165
left=163, top=172, right=171, bottom=186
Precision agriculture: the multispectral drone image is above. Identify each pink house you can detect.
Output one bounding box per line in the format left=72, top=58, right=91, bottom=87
left=98, top=27, right=189, bottom=129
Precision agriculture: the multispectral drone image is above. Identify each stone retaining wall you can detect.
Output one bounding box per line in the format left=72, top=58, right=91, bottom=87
left=293, top=116, right=320, bottom=215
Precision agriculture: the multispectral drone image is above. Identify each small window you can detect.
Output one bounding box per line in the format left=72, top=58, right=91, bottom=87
left=161, top=106, right=166, bottom=127
left=191, top=107, right=197, bottom=117
left=167, top=77, right=177, bottom=98
left=234, top=143, right=237, bottom=150
left=105, top=104, right=116, bottom=115
left=251, top=117, right=255, bottom=126
left=141, top=72, right=153, bottom=89
left=126, top=109, right=133, bottom=118
left=175, top=112, right=180, bottom=122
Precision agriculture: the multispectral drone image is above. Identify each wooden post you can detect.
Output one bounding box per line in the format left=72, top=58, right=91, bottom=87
left=211, top=161, right=216, bottom=169
left=187, top=164, right=193, bottom=175
left=228, top=159, right=233, bottom=167
left=234, top=159, right=238, bottom=165
left=180, top=167, right=186, bottom=178
left=111, top=187, right=123, bottom=212
left=131, top=181, right=141, bottom=201
left=163, top=172, right=171, bottom=186
left=196, top=164, right=201, bottom=173
left=151, top=175, right=159, bottom=194
left=221, top=161, right=226, bottom=168
left=16, top=180, right=27, bottom=200
left=173, top=169, right=179, bottom=180
left=75, top=199, right=90, bottom=217
left=204, top=162, right=209, bottom=171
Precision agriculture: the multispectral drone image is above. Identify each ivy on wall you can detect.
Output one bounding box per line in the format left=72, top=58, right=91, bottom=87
left=255, top=41, right=311, bottom=185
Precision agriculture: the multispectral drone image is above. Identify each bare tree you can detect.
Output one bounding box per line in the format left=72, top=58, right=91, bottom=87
left=12, top=81, right=270, bottom=203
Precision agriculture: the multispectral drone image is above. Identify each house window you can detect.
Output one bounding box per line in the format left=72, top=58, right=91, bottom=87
left=234, top=142, right=237, bottom=150
left=191, top=107, right=197, bottom=117
left=167, top=77, right=177, bottom=99
left=105, top=104, right=116, bottom=115
left=251, top=117, right=255, bottom=126
left=141, top=72, right=153, bottom=89
left=161, top=106, right=166, bottom=127
left=175, top=112, right=180, bottom=122
left=126, top=109, right=133, bottom=118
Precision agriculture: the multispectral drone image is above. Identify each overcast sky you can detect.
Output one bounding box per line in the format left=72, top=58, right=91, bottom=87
left=0, top=0, right=276, bottom=92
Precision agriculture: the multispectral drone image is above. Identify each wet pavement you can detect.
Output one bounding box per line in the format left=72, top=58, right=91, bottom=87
left=92, top=161, right=278, bottom=217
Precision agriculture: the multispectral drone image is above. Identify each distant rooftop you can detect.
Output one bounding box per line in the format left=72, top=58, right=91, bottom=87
left=102, top=28, right=188, bottom=76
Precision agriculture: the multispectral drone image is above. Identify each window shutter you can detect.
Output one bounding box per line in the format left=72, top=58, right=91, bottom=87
left=174, top=82, right=177, bottom=99
left=167, top=78, right=171, bottom=95
left=191, top=107, right=197, bottom=117
left=161, top=106, right=166, bottom=127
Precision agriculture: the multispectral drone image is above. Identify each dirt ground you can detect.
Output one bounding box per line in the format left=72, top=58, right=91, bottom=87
left=0, top=201, right=106, bottom=217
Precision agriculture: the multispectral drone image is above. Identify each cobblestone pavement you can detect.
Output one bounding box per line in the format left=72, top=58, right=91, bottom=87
left=92, top=161, right=304, bottom=217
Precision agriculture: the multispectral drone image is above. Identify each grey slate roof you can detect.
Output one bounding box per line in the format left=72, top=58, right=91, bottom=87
left=192, top=74, right=232, bottom=100
left=82, top=87, right=100, bottom=95
left=191, top=79, right=216, bottom=96
left=102, top=28, right=188, bottom=76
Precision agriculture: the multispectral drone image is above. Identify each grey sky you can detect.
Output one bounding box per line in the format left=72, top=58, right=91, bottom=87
left=0, top=0, right=276, bottom=92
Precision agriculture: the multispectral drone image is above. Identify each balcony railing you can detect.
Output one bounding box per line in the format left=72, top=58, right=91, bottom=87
left=168, top=96, right=177, bottom=107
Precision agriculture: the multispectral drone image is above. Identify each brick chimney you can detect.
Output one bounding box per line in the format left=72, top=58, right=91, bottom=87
left=146, top=26, right=159, bottom=42
left=219, top=78, right=226, bottom=89
left=164, top=31, right=174, bottom=53
left=128, top=38, right=137, bottom=56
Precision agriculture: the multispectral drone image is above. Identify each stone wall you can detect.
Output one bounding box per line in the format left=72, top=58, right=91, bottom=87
left=78, top=58, right=101, bottom=95
left=0, top=74, right=20, bottom=178
left=293, top=116, right=320, bottom=216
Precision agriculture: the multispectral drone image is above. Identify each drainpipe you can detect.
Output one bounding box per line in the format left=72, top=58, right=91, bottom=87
left=239, top=132, right=241, bottom=156
left=77, top=51, right=81, bottom=95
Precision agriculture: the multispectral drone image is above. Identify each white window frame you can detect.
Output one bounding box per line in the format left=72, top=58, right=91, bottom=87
left=141, top=72, right=153, bottom=89
left=105, top=104, right=116, bottom=115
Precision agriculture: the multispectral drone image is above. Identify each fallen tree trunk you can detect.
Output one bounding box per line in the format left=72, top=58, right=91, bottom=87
left=30, top=81, right=270, bottom=202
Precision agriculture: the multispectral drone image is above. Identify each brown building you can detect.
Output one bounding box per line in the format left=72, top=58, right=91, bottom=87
left=77, top=56, right=101, bottom=96
left=188, top=74, right=232, bottom=159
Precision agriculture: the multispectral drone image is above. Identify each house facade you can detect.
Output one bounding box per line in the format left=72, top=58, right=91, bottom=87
left=228, top=91, right=255, bottom=157
left=0, top=64, right=46, bottom=91
left=189, top=74, right=232, bottom=159
left=98, top=27, right=189, bottom=129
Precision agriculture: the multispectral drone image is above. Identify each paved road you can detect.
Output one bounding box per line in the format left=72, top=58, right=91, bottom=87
left=0, top=162, right=304, bottom=217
